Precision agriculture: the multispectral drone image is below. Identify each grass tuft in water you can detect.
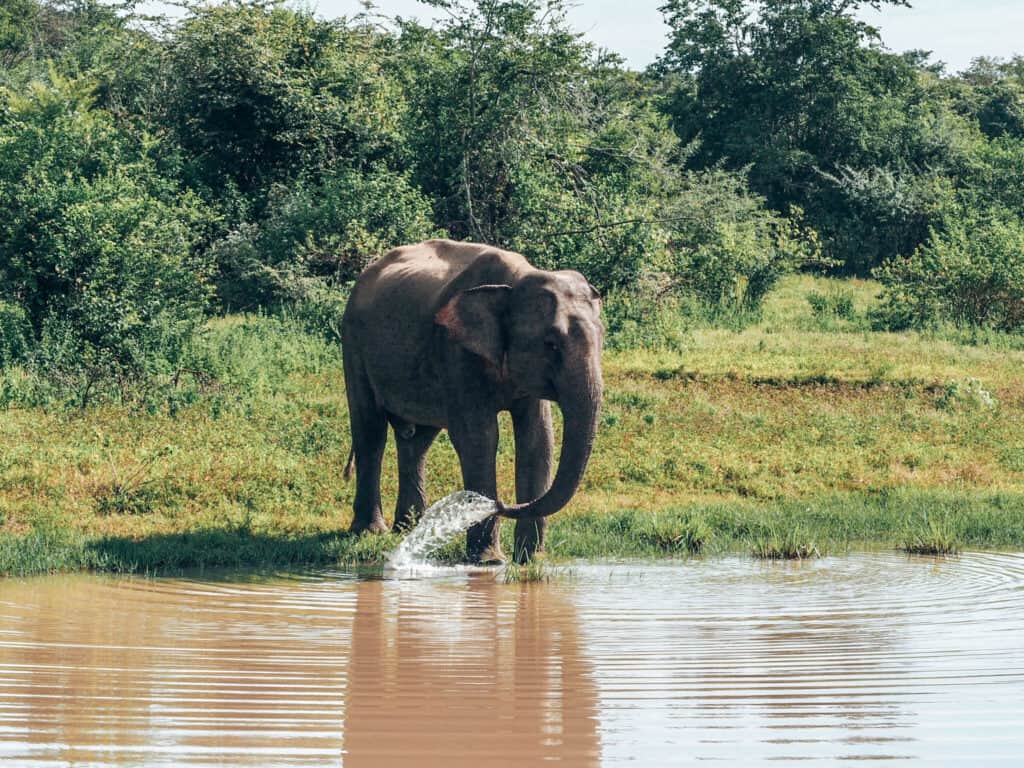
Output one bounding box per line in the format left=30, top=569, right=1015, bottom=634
left=640, top=512, right=713, bottom=555
left=748, top=524, right=823, bottom=560
left=501, top=556, right=574, bottom=584
left=900, top=513, right=964, bottom=555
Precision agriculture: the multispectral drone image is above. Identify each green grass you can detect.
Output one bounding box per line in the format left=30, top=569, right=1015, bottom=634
left=2, top=489, right=1016, bottom=576
left=899, top=512, right=965, bottom=555
left=543, top=490, right=1024, bottom=560
left=501, top=556, right=570, bottom=583
left=747, top=526, right=823, bottom=560
left=2, top=275, right=1023, bottom=576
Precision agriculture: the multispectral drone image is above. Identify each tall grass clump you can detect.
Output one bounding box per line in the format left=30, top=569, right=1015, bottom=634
left=747, top=520, right=824, bottom=560
left=900, top=513, right=964, bottom=555
left=807, top=288, right=856, bottom=320
left=639, top=511, right=713, bottom=555
left=502, top=557, right=563, bottom=584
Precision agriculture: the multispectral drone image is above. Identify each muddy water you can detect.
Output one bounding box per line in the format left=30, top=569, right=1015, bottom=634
left=2, top=554, right=1023, bottom=766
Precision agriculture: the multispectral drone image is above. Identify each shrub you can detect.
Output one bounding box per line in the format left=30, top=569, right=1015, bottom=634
left=507, top=164, right=668, bottom=295
left=874, top=212, right=1024, bottom=331
left=0, top=73, right=213, bottom=394
left=660, top=171, right=819, bottom=315
left=165, top=2, right=408, bottom=201
left=807, top=289, right=856, bottom=320
left=212, top=168, right=438, bottom=312
left=0, top=301, right=30, bottom=367
left=936, top=378, right=998, bottom=412
left=814, top=166, right=960, bottom=276
left=601, top=288, right=691, bottom=351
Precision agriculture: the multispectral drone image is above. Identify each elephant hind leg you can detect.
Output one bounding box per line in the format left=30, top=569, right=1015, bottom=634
left=345, top=358, right=389, bottom=534
left=394, top=424, right=440, bottom=532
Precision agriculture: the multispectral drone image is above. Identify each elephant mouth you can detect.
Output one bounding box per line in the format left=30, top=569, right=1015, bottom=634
left=513, top=386, right=556, bottom=402
left=509, top=370, right=557, bottom=401
left=528, top=381, right=558, bottom=401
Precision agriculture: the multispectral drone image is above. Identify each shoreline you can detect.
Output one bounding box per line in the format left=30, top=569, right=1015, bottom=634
left=4, top=489, right=1023, bottom=577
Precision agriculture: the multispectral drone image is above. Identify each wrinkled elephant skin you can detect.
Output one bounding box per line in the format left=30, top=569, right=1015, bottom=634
left=342, top=239, right=604, bottom=563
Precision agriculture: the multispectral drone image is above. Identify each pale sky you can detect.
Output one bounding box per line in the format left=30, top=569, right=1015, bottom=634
left=312, top=0, right=1024, bottom=74
left=134, top=1, right=1023, bottom=74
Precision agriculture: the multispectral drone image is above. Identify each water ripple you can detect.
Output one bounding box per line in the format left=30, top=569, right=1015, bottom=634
left=1, top=553, right=1023, bottom=765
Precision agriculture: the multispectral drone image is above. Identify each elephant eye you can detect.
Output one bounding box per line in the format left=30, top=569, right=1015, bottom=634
left=544, top=337, right=560, bottom=353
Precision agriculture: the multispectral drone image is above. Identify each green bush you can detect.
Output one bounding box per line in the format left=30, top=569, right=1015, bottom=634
left=0, top=73, right=213, bottom=394
left=660, top=171, right=818, bottom=314
left=602, top=289, right=691, bottom=352
left=0, top=301, right=30, bottom=367
left=212, top=168, right=438, bottom=312
left=165, top=2, right=408, bottom=203
left=874, top=212, right=1024, bottom=331
left=507, top=165, right=668, bottom=294
left=807, top=289, right=856, bottom=320
left=815, top=166, right=960, bottom=276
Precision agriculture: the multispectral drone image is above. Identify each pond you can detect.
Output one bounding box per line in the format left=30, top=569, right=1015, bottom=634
left=2, top=553, right=1023, bottom=766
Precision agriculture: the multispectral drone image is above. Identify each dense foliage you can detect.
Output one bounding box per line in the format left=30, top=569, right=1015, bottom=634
left=2, top=0, right=1024, bottom=400
left=875, top=213, right=1024, bottom=331
left=0, top=70, right=212, bottom=393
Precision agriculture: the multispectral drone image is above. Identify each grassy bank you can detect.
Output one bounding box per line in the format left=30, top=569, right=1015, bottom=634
left=2, top=275, right=1023, bottom=576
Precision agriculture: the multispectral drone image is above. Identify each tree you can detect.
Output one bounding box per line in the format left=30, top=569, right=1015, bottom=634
left=652, top=0, right=969, bottom=273
left=954, top=57, right=1024, bottom=140
left=0, top=73, right=212, bottom=378
left=394, top=0, right=592, bottom=243
left=392, top=2, right=683, bottom=292
left=165, top=1, right=409, bottom=204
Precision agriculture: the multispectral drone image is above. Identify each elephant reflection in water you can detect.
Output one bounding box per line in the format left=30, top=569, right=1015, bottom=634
left=342, top=577, right=601, bottom=767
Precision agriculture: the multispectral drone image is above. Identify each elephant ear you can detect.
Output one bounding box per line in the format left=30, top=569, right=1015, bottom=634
left=435, top=285, right=511, bottom=369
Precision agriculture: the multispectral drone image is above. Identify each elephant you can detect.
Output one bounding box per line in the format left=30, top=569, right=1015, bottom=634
left=341, top=238, right=604, bottom=563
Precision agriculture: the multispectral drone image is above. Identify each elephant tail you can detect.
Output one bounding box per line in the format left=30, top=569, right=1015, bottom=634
left=343, top=447, right=355, bottom=481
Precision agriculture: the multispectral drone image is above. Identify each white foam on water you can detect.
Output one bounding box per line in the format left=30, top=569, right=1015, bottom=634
left=384, top=490, right=498, bottom=574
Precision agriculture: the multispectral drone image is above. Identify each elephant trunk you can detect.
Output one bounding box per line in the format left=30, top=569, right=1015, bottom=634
left=498, top=362, right=602, bottom=520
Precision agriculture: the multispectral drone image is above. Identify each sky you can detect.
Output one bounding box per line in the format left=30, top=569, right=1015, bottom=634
left=306, top=0, right=1024, bottom=74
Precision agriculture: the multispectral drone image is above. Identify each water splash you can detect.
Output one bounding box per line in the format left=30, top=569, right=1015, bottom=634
left=385, top=490, right=498, bottom=572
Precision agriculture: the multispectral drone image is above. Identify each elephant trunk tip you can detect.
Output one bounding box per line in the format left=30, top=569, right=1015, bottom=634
left=494, top=494, right=568, bottom=520
left=496, top=499, right=542, bottom=520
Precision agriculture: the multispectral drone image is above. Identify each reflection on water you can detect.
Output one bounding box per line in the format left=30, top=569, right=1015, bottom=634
left=1, top=553, right=1023, bottom=766
left=344, top=578, right=599, bottom=767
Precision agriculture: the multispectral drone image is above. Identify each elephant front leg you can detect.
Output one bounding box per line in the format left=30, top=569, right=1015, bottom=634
left=511, top=398, right=555, bottom=563
left=449, top=415, right=503, bottom=564
left=394, top=424, right=440, bottom=531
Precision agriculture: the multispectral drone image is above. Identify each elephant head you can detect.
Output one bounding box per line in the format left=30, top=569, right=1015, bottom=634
left=436, top=270, right=604, bottom=519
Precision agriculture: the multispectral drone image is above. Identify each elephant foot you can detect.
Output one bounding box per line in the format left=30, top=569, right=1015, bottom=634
left=349, top=516, right=389, bottom=535
left=392, top=509, right=419, bottom=533
left=466, top=516, right=503, bottom=564
left=470, top=546, right=507, bottom=566
left=512, top=543, right=543, bottom=565
left=513, top=519, right=546, bottom=563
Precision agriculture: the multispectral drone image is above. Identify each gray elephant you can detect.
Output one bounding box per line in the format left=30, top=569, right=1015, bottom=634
left=341, top=239, right=604, bottom=563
